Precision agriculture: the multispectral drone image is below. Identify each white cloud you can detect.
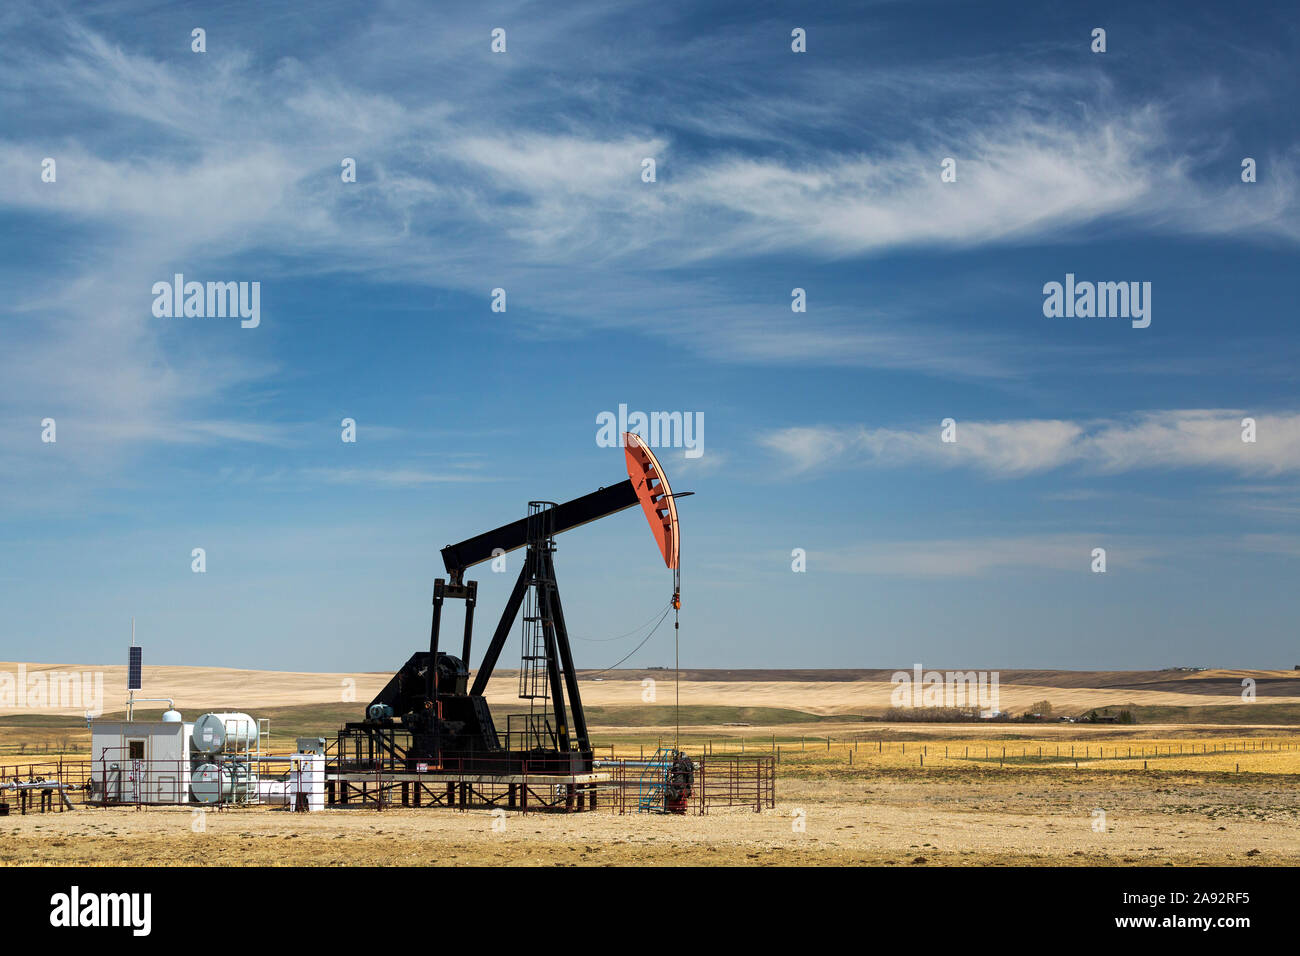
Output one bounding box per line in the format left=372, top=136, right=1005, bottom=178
left=760, top=411, right=1300, bottom=477
left=1, top=10, right=1297, bottom=493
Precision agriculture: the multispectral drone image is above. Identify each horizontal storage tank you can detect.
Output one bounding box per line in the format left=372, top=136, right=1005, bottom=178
left=190, top=761, right=251, bottom=804
left=190, top=763, right=224, bottom=804
left=191, top=712, right=258, bottom=754
left=258, top=778, right=288, bottom=806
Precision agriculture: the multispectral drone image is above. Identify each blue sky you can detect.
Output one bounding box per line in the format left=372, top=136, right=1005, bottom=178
left=1, top=0, right=1297, bottom=673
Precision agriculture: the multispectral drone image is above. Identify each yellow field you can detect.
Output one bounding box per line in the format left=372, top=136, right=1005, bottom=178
left=3, top=663, right=1300, bottom=865
left=3, top=728, right=1299, bottom=866
left=6, top=662, right=1300, bottom=717
left=751, top=733, right=1300, bottom=775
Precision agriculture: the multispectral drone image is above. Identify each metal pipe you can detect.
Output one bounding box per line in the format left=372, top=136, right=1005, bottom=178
left=124, top=697, right=175, bottom=720
left=1, top=780, right=75, bottom=790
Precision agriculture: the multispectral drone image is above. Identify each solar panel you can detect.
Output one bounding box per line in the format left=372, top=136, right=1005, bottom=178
left=127, top=646, right=143, bottom=690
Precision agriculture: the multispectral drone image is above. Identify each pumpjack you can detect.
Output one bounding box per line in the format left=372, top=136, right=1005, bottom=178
left=337, top=433, right=685, bottom=776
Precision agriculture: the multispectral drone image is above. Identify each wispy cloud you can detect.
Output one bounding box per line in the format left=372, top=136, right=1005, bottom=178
left=760, top=411, right=1300, bottom=477
left=808, top=534, right=1163, bottom=577
left=1, top=6, right=1297, bottom=486
left=299, top=467, right=499, bottom=488
left=804, top=530, right=1300, bottom=578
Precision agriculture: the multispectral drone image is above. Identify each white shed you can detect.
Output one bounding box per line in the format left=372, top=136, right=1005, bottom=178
left=89, top=718, right=193, bottom=805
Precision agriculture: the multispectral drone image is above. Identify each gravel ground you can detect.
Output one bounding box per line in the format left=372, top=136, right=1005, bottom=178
left=3, top=771, right=1296, bottom=866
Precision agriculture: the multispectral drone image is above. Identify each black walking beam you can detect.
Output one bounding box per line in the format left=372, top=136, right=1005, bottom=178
left=441, top=481, right=638, bottom=582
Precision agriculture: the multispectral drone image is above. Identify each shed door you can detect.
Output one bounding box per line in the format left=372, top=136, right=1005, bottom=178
left=156, top=775, right=176, bottom=803
left=126, top=738, right=147, bottom=801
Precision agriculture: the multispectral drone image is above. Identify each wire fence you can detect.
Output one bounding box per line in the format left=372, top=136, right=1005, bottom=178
left=0, top=751, right=776, bottom=815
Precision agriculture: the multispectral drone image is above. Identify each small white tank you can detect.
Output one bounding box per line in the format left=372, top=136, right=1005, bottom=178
left=191, top=712, right=259, bottom=754
left=162, top=708, right=183, bottom=723
left=190, top=761, right=251, bottom=804
left=190, top=763, right=224, bottom=804
left=258, top=778, right=288, bottom=806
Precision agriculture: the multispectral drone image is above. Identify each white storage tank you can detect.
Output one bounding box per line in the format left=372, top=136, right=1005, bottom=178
left=258, top=778, right=289, bottom=806
left=190, top=763, right=224, bottom=804
left=191, top=712, right=259, bottom=754
left=190, top=761, right=252, bottom=804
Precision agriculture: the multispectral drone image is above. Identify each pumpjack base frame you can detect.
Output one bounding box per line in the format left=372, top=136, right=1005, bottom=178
left=334, top=721, right=594, bottom=777
left=327, top=769, right=609, bottom=812
left=331, top=770, right=610, bottom=786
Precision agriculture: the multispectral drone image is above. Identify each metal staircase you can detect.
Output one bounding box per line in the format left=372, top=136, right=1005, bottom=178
left=519, top=502, right=556, bottom=703
left=636, top=747, right=678, bottom=812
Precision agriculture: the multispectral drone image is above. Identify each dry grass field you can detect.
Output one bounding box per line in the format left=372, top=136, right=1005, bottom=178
left=7, top=662, right=1300, bottom=718
left=5, top=744, right=1297, bottom=867
left=3, top=663, right=1299, bottom=866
